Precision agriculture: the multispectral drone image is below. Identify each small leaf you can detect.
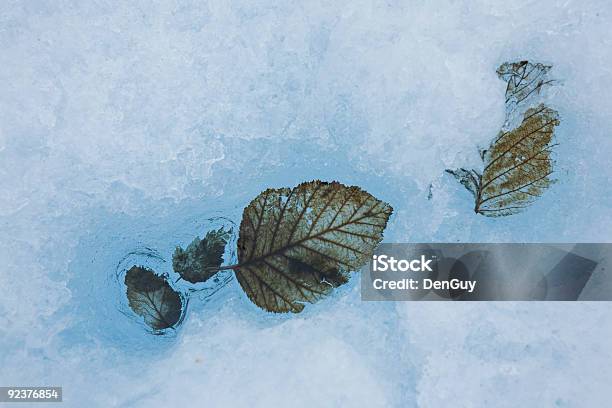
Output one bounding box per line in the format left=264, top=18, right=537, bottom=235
left=173, top=227, right=230, bottom=283
left=497, top=60, right=554, bottom=114
left=125, top=266, right=183, bottom=331
left=235, top=180, right=393, bottom=313
left=445, top=168, right=479, bottom=199
left=447, top=60, right=560, bottom=217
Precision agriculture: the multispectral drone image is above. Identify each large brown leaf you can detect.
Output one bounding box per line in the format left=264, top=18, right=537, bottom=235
left=235, top=180, right=393, bottom=313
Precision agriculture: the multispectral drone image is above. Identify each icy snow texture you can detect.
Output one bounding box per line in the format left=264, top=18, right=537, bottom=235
left=1, top=1, right=612, bottom=407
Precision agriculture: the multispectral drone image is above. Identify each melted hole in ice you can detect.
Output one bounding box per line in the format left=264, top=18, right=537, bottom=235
left=62, top=207, right=239, bottom=352
left=117, top=251, right=188, bottom=335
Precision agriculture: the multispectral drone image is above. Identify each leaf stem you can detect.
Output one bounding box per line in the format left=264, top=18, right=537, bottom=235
left=201, top=263, right=242, bottom=274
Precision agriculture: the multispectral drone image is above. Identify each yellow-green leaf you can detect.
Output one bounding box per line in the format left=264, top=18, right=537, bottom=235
left=447, top=60, right=560, bottom=217
left=475, top=105, right=559, bottom=216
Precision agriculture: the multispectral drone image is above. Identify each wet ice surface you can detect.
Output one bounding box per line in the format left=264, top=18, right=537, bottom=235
left=1, top=1, right=612, bottom=406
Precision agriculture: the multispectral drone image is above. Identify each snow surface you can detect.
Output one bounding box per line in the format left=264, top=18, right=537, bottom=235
left=1, top=1, right=612, bottom=406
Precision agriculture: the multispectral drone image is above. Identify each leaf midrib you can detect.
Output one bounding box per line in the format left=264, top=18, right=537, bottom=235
left=238, top=198, right=386, bottom=271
